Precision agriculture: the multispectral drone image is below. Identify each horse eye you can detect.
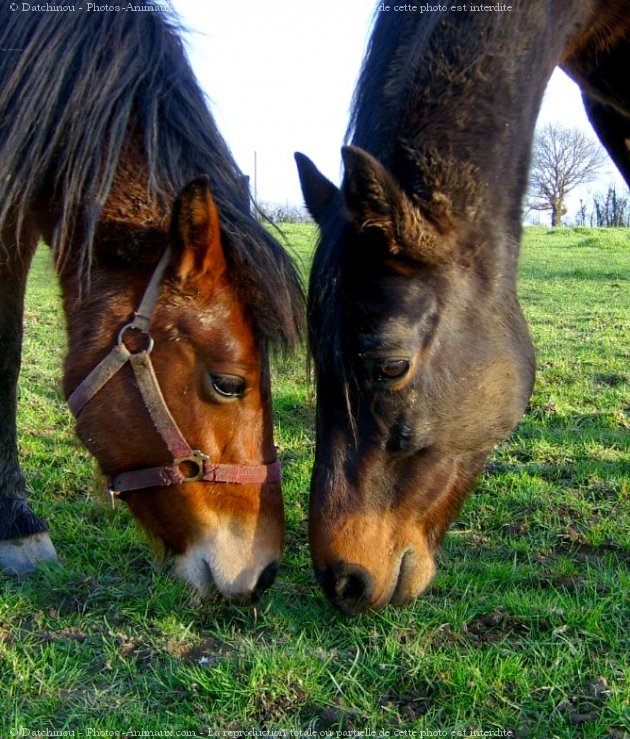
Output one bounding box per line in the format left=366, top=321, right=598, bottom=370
left=375, top=359, right=410, bottom=382
left=211, top=375, right=245, bottom=398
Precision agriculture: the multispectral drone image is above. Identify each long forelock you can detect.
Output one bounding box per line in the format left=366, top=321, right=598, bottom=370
left=308, top=210, right=359, bottom=439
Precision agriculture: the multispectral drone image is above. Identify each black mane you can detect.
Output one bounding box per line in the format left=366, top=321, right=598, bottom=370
left=346, top=9, right=444, bottom=160
left=346, top=4, right=530, bottom=170
left=0, top=3, right=303, bottom=349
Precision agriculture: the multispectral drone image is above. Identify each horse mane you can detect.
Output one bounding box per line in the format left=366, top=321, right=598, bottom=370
left=0, top=3, right=303, bottom=349
left=345, top=8, right=444, bottom=159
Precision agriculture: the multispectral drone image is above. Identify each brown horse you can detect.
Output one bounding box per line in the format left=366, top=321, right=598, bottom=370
left=296, top=1, right=630, bottom=614
left=0, top=6, right=303, bottom=602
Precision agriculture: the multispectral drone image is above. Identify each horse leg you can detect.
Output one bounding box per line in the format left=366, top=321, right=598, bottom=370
left=0, top=224, right=57, bottom=574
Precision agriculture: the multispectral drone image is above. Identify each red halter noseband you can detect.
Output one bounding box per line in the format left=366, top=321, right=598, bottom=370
left=67, top=248, right=281, bottom=508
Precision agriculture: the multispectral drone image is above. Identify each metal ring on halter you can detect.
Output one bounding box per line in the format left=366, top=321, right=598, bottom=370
left=174, top=450, right=210, bottom=482
left=117, top=323, right=155, bottom=354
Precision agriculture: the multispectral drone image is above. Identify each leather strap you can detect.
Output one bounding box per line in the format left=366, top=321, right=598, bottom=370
left=110, top=459, right=282, bottom=493
left=128, top=247, right=172, bottom=332
left=129, top=351, right=193, bottom=460
left=68, top=343, right=131, bottom=416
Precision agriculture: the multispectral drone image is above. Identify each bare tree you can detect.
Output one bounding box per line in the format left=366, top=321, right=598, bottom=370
left=528, top=123, right=608, bottom=226
left=259, top=201, right=312, bottom=224
left=593, top=185, right=630, bottom=227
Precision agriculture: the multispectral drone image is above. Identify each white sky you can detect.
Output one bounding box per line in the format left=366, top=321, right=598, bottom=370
left=171, top=0, right=627, bottom=219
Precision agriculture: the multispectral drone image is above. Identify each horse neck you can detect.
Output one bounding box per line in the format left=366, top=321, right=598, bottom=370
left=353, top=2, right=598, bottom=238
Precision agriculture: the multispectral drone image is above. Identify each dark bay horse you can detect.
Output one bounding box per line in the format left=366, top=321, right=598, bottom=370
left=296, top=1, right=630, bottom=614
left=0, top=6, right=303, bottom=602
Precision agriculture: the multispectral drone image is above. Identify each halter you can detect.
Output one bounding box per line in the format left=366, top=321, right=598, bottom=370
left=67, top=248, right=281, bottom=508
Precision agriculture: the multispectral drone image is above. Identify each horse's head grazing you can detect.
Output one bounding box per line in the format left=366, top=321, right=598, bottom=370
left=297, top=147, right=535, bottom=615
left=61, top=178, right=283, bottom=603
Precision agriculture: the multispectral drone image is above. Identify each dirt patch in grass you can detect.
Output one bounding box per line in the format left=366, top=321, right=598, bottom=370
left=461, top=608, right=536, bottom=646
left=592, top=373, right=627, bottom=387
left=0, top=622, right=15, bottom=646
left=41, top=627, right=89, bottom=642
left=554, top=534, right=630, bottom=564
left=301, top=696, right=361, bottom=732
left=429, top=609, right=558, bottom=649
left=248, top=684, right=313, bottom=728
left=549, top=573, right=609, bottom=594
left=180, top=635, right=231, bottom=666
left=556, top=676, right=611, bottom=727
left=379, top=686, right=432, bottom=720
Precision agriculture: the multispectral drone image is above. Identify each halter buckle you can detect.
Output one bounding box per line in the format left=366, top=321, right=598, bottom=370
left=173, top=450, right=210, bottom=482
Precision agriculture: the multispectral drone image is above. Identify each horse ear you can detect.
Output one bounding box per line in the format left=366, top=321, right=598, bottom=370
left=294, top=152, right=339, bottom=224
left=170, top=175, right=226, bottom=281
left=341, top=145, right=451, bottom=266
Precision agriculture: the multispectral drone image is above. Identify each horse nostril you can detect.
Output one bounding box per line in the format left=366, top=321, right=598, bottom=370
left=317, top=562, right=374, bottom=616
left=252, top=560, right=279, bottom=602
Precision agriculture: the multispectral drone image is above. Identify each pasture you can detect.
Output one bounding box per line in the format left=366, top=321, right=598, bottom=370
left=1, top=225, right=628, bottom=737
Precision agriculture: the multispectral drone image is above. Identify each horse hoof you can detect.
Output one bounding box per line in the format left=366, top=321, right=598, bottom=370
left=0, top=532, right=58, bottom=575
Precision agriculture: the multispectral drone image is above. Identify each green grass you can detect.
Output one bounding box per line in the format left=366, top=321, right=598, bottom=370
left=1, top=226, right=628, bottom=737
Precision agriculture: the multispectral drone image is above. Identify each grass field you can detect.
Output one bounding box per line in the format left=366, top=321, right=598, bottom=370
left=1, top=225, right=629, bottom=738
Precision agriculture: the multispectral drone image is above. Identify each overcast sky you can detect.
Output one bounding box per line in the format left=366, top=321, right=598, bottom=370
left=171, top=0, right=626, bottom=218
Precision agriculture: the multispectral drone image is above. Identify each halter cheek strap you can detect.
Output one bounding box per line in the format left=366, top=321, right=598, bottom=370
left=67, top=248, right=281, bottom=508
